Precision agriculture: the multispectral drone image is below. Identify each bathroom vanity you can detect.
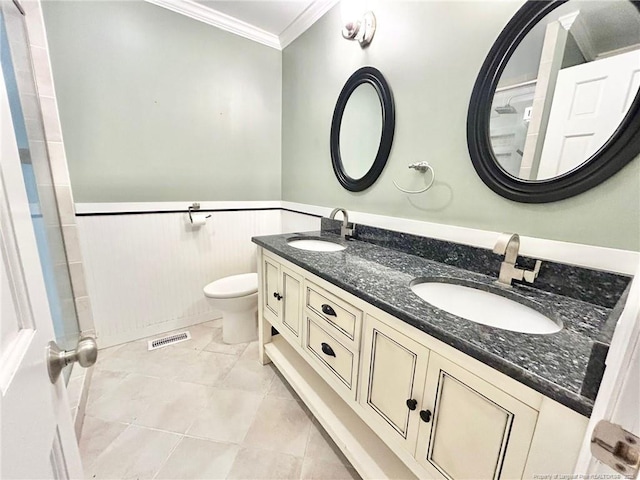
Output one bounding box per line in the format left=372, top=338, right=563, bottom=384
left=252, top=224, right=630, bottom=479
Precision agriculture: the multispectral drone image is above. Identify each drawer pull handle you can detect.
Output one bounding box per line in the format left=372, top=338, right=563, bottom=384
left=406, top=399, right=418, bottom=411
left=321, top=342, right=336, bottom=357
left=420, top=409, right=432, bottom=423
left=273, top=292, right=282, bottom=301
left=321, top=304, right=337, bottom=316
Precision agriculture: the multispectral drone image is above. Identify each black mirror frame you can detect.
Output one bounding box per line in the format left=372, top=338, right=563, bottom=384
left=467, top=0, right=640, bottom=203
left=330, top=66, right=395, bottom=192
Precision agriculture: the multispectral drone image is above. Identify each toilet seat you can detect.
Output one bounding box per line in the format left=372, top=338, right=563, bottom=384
left=203, top=273, right=258, bottom=299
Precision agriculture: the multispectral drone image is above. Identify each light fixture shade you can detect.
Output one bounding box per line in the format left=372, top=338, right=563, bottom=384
left=341, top=19, right=361, bottom=41
left=340, top=0, right=376, bottom=49
left=357, top=11, right=376, bottom=47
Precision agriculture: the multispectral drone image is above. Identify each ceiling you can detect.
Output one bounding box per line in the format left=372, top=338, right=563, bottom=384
left=146, top=0, right=338, bottom=50
left=193, top=1, right=314, bottom=36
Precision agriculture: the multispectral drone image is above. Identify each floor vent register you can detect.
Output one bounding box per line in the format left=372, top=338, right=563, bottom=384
left=147, top=331, right=191, bottom=351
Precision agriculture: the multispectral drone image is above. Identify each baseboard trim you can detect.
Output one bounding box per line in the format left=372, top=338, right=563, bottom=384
left=96, top=312, right=222, bottom=349
left=73, top=365, right=93, bottom=441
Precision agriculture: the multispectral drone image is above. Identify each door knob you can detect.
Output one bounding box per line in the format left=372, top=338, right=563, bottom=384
left=47, top=336, right=98, bottom=384
left=406, top=399, right=418, bottom=411
left=420, top=409, right=432, bottom=422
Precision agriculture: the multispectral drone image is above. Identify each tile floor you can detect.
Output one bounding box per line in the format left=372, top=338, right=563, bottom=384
left=74, top=320, right=361, bottom=480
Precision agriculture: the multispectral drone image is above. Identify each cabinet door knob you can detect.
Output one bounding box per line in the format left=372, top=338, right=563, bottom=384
left=420, top=410, right=432, bottom=423
left=321, top=304, right=337, bottom=316
left=406, top=399, right=418, bottom=411
left=321, top=342, right=336, bottom=357
left=273, top=292, right=282, bottom=301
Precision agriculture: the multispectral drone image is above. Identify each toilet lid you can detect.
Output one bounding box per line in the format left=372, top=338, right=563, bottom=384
left=204, top=273, right=258, bottom=299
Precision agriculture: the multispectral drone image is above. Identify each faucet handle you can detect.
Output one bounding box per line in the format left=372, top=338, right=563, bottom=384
left=523, top=260, right=542, bottom=283
left=341, top=223, right=355, bottom=239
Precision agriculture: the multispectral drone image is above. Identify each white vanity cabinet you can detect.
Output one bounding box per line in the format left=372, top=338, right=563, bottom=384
left=261, top=253, right=304, bottom=345
left=359, top=314, right=537, bottom=479
left=257, top=248, right=588, bottom=480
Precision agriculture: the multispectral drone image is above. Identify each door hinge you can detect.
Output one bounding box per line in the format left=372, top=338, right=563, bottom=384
left=591, top=420, right=640, bottom=477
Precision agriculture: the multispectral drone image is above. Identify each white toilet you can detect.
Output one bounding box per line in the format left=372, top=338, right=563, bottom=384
left=203, top=272, right=258, bottom=344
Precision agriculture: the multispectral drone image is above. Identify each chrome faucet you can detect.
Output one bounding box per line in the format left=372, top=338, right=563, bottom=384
left=329, top=208, right=355, bottom=240
left=493, top=233, right=541, bottom=287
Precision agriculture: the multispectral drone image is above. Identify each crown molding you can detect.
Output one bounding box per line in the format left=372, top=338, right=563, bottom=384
left=279, top=0, right=339, bottom=49
left=568, top=10, right=597, bottom=61
left=146, top=0, right=337, bottom=50
left=145, top=0, right=281, bottom=50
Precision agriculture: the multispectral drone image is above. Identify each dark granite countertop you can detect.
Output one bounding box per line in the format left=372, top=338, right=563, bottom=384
left=252, top=230, right=629, bottom=417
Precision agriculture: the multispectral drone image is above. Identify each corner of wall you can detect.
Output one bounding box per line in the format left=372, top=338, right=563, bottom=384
left=23, top=0, right=96, bottom=336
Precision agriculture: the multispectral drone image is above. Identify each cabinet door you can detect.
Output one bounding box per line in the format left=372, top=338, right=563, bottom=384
left=359, top=315, right=430, bottom=454
left=415, top=353, right=538, bottom=480
left=263, top=256, right=280, bottom=322
left=280, top=266, right=302, bottom=339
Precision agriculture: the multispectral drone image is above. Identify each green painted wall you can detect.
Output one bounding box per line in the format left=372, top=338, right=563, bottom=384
left=43, top=1, right=281, bottom=203
left=282, top=2, right=640, bottom=251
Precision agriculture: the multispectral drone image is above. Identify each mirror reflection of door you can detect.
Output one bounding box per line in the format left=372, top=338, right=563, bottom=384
left=538, top=49, right=640, bottom=179
left=339, top=82, right=382, bottom=180
left=489, top=0, right=640, bottom=181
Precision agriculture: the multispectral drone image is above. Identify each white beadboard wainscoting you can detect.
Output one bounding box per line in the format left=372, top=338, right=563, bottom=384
left=77, top=207, right=320, bottom=348
left=78, top=200, right=637, bottom=349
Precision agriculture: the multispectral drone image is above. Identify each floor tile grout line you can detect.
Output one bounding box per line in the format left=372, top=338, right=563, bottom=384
left=83, top=412, right=132, bottom=428
left=178, top=430, right=251, bottom=446
left=81, top=332, right=360, bottom=480
left=150, top=433, right=185, bottom=480
left=93, top=361, right=248, bottom=391
left=301, top=415, right=315, bottom=461
left=84, top=372, right=130, bottom=409
left=82, top=422, right=134, bottom=476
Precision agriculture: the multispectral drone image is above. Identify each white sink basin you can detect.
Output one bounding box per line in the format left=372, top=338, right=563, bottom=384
left=410, top=281, right=562, bottom=334
left=287, top=238, right=346, bottom=252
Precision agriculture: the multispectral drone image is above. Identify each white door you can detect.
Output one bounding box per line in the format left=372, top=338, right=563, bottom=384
left=536, top=49, right=640, bottom=179
left=0, top=56, right=83, bottom=478
left=574, top=259, right=640, bottom=478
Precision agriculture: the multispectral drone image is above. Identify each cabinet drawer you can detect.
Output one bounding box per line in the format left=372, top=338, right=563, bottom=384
left=306, top=283, right=362, bottom=344
left=305, top=316, right=355, bottom=391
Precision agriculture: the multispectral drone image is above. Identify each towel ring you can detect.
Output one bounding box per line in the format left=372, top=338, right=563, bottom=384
left=393, top=162, right=435, bottom=194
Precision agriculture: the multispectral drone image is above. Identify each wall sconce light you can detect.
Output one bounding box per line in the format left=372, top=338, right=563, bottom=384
left=341, top=0, right=376, bottom=48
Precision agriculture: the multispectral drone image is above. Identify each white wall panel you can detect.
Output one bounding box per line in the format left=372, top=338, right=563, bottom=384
left=77, top=209, right=282, bottom=347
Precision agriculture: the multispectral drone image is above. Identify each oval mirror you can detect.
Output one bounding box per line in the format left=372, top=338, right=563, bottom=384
left=468, top=0, right=640, bottom=203
left=331, top=66, right=395, bottom=192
